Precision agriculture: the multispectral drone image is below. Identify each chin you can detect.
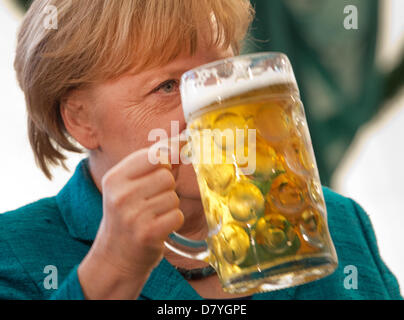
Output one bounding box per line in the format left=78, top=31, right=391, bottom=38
left=175, top=164, right=201, bottom=200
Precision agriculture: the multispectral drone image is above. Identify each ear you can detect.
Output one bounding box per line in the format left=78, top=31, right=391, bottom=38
left=60, top=89, right=99, bottom=150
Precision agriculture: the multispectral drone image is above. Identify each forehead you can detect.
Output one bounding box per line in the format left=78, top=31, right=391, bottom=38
left=90, top=44, right=234, bottom=101
left=153, top=45, right=234, bottom=75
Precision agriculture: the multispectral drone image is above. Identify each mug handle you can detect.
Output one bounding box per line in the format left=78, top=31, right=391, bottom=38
left=164, top=233, right=211, bottom=262
left=151, top=134, right=210, bottom=262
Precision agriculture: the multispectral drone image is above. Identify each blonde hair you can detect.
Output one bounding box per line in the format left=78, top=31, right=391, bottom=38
left=14, top=0, right=255, bottom=179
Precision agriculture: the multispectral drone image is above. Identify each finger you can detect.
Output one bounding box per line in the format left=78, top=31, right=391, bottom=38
left=103, top=134, right=189, bottom=191
left=135, top=167, right=177, bottom=199
left=108, top=149, right=168, bottom=182
left=152, top=209, right=184, bottom=241
left=141, top=190, right=180, bottom=216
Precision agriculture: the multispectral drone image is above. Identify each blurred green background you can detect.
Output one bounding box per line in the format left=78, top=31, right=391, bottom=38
left=244, top=0, right=403, bottom=186
left=15, top=0, right=30, bottom=11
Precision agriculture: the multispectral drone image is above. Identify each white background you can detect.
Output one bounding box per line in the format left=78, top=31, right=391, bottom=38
left=0, top=0, right=85, bottom=215
left=0, top=0, right=403, bottom=294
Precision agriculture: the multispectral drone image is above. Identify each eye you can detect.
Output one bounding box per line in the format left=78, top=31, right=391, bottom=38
left=153, top=79, right=179, bottom=94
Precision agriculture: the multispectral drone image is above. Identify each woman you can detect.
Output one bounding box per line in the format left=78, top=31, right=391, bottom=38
left=0, top=0, right=401, bottom=300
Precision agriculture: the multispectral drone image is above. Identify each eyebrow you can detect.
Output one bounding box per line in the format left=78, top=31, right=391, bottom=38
left=132, top=52, right=234, bottom=94
left=128, top=63, right=187, bottom=78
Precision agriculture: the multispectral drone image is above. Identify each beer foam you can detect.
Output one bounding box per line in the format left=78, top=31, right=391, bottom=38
left=180, top=67, right=297, bottom=121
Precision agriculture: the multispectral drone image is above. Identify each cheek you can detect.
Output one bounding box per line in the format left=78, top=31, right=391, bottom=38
left=135, top=100, right=186, bottom=146
left=92, top=104, right=146, bottom=161
left=94, top=94, right=185, bottom=162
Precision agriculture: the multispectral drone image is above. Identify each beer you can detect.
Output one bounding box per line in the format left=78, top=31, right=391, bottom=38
left=187, top=83, right=337, bottom=293
left=169, top=52, right=338, bottom=294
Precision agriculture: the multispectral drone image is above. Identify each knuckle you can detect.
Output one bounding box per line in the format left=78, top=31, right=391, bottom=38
left=157, top=168, right=176, bottom=189
left=167, top=191, right=180, bottom=207
left=172, top=209, right=184, bottom=229
left=137, top=226, right=155, bottom=245
left=133, top=149, right=150, bottom=167
left=101, top=173, right=113, bottom=191
left=102, top=168, right=119, bottom=191
left=122, top=209, right=139, bottom=227
left=138, top=148, right=150, bottom=161
left=165, top=209, right=182, bottom=228
left=130, top=181, right=141, bottom=195
left=107, top=190, right=126, bottom=209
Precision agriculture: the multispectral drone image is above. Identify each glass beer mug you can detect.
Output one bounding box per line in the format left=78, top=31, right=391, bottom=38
left=165, top=52, right=338, bottom=294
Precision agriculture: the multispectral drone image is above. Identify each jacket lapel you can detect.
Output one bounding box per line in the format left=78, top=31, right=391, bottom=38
left=140, top=259, right=203, bottom=300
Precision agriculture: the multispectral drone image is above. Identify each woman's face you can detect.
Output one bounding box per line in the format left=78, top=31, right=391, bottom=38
left=85, top=44, right=234, bottom=199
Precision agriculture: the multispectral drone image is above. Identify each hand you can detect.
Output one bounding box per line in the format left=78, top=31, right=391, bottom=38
left=78, top=142, right=184, bottom=299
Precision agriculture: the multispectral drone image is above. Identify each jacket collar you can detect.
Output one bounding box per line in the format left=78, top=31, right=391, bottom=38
left=56, top=159, right=103, bottom=241
left=55, top=159, right=297, bottom=300
left=54, top=159, right=204, bottom=299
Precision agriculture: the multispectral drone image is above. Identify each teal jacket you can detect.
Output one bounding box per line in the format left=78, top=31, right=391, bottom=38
left=0, top=160, right=402, bottom=300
